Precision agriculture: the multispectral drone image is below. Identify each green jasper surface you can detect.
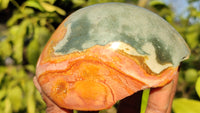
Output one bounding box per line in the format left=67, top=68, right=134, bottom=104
left=53, top=3, right=190, bottom=73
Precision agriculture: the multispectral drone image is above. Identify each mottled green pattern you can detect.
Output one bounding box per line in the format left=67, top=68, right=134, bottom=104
left=53, top=3, right=190, bottom=67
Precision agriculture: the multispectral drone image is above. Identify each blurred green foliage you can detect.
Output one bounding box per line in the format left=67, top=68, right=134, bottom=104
left=0, top=0, right=199, bottom=113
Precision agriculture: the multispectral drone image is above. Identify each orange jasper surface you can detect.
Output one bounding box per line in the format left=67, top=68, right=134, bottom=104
left=36, top=3, right=190, bottom=111
left=37, top=45, right=178, bottom=110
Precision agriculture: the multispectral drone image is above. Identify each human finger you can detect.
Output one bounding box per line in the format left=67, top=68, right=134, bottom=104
left=145, top=72, right=179, bottom=113
left=166, top=72, right=179, bottom=113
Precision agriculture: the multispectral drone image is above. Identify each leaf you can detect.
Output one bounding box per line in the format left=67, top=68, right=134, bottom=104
left=27, top=92, right=35, bottom=113
left=173, top=98, right=200, bottom=113
left=17, top=67, right=27, bottom=79
left=24, top=0, right=44, bottom=11
left=7, top=8, right=34, bottom=27
left=149, top=0, right=166, bottom=6
left=40, top=2, right=56, bottom=12
left=0, top=87, right=6, bottom=100
left=8, top=25, right=19, bottom=37
left=72, top=0, right=86, bottom=7
left=35, top=89, right=45, bottom=104
left=8, top=86, right=23, bottom=112
left=6, top=66, right=17, bottom=78
left=0, top=98, right=5, bottom=112
left=55, top=6, right=66, bottom=16
left=26, top=81, right=36, bottom=113
left=0, top=66, right=6, bottom=84
left=6, top=12, right=24, bottom=26
left=26, top=39, right=40, bottom=66
left=195, top=77, right=200, bottom=98
left=141, top=89, right=150, bottom=113
left=186, top=32, right=199, bottom=49
left=40, top=2, right=66, bottom=15
left=39, top=18, right=47, bottom=26
left=0, top=0, right=10, bottom=10
left=0, top=38, right=12, bottom=59
left=43, top=0, right=56, bottom=4
left=73, top=110, right=78, bottom=113
left=185, top=24, right=199, bottom=49
left=189, top=7, right=199, bottom=17
left=34, top=26, right=51, bottom=46
left=4, top=98, right=12, bottom=113
left=10, top=20, right=30, bottom=63
left=25, top=64, right=36, bottom=73
left=22, top=7, right=35, bottom=15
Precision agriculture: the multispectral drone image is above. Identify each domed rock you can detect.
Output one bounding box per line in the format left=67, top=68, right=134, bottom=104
left=36, top=3, right=190, bottom=111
